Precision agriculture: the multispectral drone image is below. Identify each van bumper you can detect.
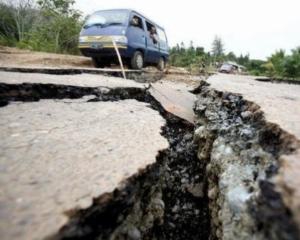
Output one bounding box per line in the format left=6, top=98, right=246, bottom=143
left=79, top=45, right=133, bottom=59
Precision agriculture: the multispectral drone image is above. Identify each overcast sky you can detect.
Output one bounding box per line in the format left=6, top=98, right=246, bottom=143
left=75, top=0, right=300, bottom=60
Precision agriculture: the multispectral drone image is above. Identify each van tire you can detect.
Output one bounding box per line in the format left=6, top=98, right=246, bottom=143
left=92, top=57, right=105, bottom=68
left=157, top=57, right=165, bottom=71
left=131, top=51, right=144, bottom=70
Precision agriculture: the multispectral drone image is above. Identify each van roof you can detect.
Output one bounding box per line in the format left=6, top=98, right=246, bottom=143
left=93, top=9, right=165, bottom=30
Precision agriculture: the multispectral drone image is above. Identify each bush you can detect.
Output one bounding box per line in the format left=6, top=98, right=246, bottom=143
left=0, top=0, right=82, bottom=54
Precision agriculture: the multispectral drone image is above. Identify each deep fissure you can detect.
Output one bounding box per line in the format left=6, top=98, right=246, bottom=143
left=0, top=82, right=211, bottom=240
left=194, top=82, right=300, bottom=240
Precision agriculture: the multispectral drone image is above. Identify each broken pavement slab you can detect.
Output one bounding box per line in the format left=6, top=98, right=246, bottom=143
left=0, top=71, right=146, bottom=89
left=0, top=71, right=196, bottom=124
left=0, top=70, right=200, bottom=240
left=0, top=66, right=145, bottom=80
left=206, top=74, right=300, bottom=227
left=207, top=73, right=300, bottom=139
left=0, top=99, right=169, bottom=240
left=195, top=73, right=300, bottom=239
left=150, top=81, right=197, bottom=124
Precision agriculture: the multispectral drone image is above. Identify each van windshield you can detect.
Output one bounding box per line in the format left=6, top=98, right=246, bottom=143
left=84, top=10, right=129, bottom=29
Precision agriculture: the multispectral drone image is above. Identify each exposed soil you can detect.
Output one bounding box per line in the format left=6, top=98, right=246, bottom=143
left=193, top=81, right=300, bottom=240
left=0, top=46, right=93, bottom=68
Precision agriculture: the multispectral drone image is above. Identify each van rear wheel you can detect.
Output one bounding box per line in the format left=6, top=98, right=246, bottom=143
left=92, top=57, right=105, bottom=68
left=131, top=51, right=144, bottom=70
left=157, top=57, right=165, bottom=71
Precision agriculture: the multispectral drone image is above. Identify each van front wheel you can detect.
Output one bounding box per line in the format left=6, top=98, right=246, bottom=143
left=131, top=51, right=144, bottom=70
left=157, top=57, right=165, bottom=71
left=92, top=57, right=105, bottom=68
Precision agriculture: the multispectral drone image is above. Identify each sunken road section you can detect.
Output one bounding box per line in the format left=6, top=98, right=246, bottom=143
left=0, top=82, right=210, bottom=240
left=193, top=81, right=300, bottom=240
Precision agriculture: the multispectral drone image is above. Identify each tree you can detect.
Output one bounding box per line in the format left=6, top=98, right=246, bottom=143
left=211, top=35, right=224, bottom=58
left=25, top=0, right=82, bottom=53
left=226, top=51, right=237, bottom=62
left=195, top=47, right=205, bottom=56
left=237, top=54, right=250, bottom=66
left=247, top=59, right=266, bottom=76
left=282, top=47, right=300, bottom=79
left=268, top=49, right=285, bottom=77
left=0, top=0, right=36, bottom=44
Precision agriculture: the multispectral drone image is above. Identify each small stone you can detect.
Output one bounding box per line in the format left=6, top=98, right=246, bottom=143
left=196, top=104, right=207, bottom=112
left=216, top=229, right=222, bottom=238
left=206, top=163, right=212, bottom=173
left=172, top=205, right=179, bottom=213
left=186, top=183, right=204, bottom=198
left=181, top=178, right=188, bottom=184
left=168, top=222, right=176, bottom=228
left=183, top=133, right=193, bottom=141
left=240, top=128, right=255, bottom=140
left=194, top=126, right=206, bottom=139
left=152, top=198, right=165, bottom=209
left=241, top=111, right=252, bottom=119
left=127, top=227, right=141, bottom=240
left=208, top=187, right=217, bottom=199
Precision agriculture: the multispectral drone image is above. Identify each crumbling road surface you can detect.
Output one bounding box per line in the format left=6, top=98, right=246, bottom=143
left=0, top=70, right=197, bottom=240
left=207, top=74, right=300, bottom=139
left=1, top=68, right=300, bottom=240
left=195, top=73, right=300, bottom=239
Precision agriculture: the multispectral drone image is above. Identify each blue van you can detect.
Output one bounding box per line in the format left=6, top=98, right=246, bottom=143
left=78, top=9, right=169, bottom=70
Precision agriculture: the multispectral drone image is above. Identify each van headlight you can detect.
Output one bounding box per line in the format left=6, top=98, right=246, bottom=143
left=79, top=36, right=88, bottom=43
left=112, top=36, right=128, bottom=44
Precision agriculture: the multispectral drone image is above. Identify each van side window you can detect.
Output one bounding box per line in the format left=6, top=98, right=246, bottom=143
left=146, top=21, right=158, bottom=45
left=157, top=28, right=167, bottom=43
left=131, top=15, right=144, bottom=30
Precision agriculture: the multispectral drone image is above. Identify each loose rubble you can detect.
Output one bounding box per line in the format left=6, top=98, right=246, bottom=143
left=193, top=81, right=300, bottom=239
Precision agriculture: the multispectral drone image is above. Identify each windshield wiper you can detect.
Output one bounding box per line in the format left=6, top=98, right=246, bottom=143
left=102, top=22, right=122, bottom=27
left=83, top=23, right=104, bottom=29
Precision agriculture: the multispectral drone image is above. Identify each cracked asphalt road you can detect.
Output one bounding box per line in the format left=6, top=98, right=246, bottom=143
left=207, top=73, right=300, bottom=139
left=0, top=99, right=168, bottom=240
left=2, top=70, right=299, bottom=239
left=207, top=73, right=300, bottom=229
left=0, top=70, right=196, bottom=240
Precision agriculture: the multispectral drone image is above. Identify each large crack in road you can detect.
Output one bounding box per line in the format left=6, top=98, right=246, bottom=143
left=0, top=82, right=210, bottom=240
left=1, top=73, right=300, bottom=240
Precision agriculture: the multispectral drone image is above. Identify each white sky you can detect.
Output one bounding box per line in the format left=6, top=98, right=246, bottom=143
left=75, top=0, right=300, bottom=60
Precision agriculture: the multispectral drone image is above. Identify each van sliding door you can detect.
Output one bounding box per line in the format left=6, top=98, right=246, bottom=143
left=145, top=21, right=160, bottom=63
left=127, top=14, right=146, bottom=56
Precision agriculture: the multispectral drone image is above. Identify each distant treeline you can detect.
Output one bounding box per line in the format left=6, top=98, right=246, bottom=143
left=0, top=0, right=82, bottom=54
left=170, top=39, right=300, bottom=80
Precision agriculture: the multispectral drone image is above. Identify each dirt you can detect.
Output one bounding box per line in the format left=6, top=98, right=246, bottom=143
left=0, top=46, right=203, bottom=84
left=0, top=46, right=93, bottom=68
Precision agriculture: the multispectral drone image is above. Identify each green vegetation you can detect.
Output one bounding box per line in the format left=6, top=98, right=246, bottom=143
left=169, top=36, right=300, bottom=80
left=0, top=0, right=82, bottom=54
left=169, top=42, right=210, bottom=74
